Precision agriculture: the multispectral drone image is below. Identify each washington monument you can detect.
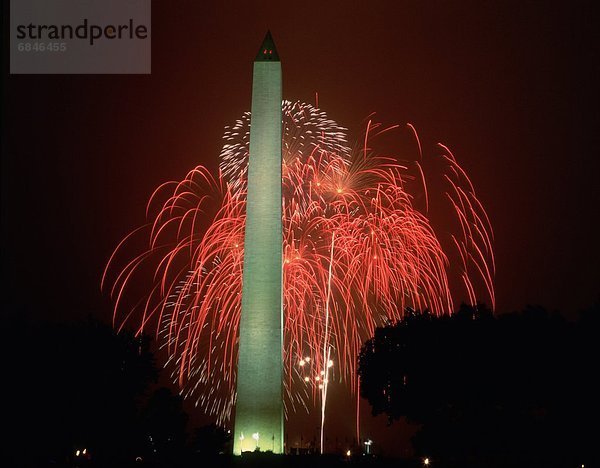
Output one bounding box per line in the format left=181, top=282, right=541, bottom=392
left=233, top=31, right=284, bottom=455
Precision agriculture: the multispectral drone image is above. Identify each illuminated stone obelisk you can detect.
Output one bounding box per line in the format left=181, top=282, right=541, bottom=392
left=233, top=31, right=283, bottom=455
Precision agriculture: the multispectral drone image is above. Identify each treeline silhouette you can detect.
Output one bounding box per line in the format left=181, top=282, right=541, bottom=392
left=359, top=303, right=599, bottom=467
left=7, top=303, right=598, bottom=467
left=7, top=317, right=230, bottom=467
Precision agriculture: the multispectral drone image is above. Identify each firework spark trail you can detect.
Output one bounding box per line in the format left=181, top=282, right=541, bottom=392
left=103, top=100, right=495, bottom=427
left=320, top=232, right=335, bottom=454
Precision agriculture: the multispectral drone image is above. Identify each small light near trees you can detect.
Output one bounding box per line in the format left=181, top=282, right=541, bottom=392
left=327, top=359, right=334, bottom=368
left=304, top=376, right=310, bottom=382
left=424, top=457, right=430, bottom=466
left=305, top=356, right=311, bottom=362
left=75, top=450, right=80, bottom=457
left=299, top=359, right=306, bottom=366
left=82, top=448, right=87, bottom=455
left=346, top=450, right=351, bottom=457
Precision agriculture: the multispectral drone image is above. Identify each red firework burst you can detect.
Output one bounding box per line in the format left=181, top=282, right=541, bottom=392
left=102, top=100, right=494, bottom=425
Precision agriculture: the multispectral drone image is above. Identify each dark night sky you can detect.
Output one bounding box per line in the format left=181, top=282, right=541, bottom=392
left=2, top=0, right=599, bottom=455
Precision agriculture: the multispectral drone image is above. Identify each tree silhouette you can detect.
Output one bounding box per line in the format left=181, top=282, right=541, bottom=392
left=139, top=387, right=188, bottom=462
left=190, top=423, right=232, bottom=456
left=358, top=304, right=598, bottom=466
left=9, top=317, right=158, bottom=465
